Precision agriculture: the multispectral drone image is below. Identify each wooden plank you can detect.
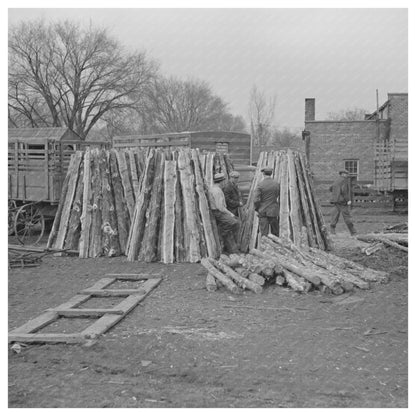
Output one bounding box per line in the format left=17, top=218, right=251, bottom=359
left=9, top=333, right=84, bottom=344
left=8, top=311, right=59, bottom=335
left=52, top=308, right=125, bottom=317
left=80, top=289, right=147, bottom=296
left=127, top=150, right=140, bottom=200
left=279, top=152, right=290, bottom=240
left=80, top=278, right=162, bottom=339
left=85, top=277, right=117, bottom=290
left=105, top=273, right=160, bottom=280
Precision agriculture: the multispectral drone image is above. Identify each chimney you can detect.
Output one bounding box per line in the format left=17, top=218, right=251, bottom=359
left=305, top=98, right=315, bottom=122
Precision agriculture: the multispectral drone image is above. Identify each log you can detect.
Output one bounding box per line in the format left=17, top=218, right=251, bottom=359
left=88, top=148, right=103, bottom=258
left=101, top=151, right=120, bottom=257
left=201, top=258, right=242, bottom=294
left=219, top=254, right=241, bottom=268
left=138, top=152, right=165, bottom=262
left=115, top=150, right=135, bottom=220
left=287, top=149, right=302, bottom=246
left=279, top=153, right=291, bottom=240
left=309, top=247, right=390, bottom=283
left=64, top=159, right=84, bottom=251
left=206, top=273, right=218, bottom=292
left=283, top=270, right=312, bottom=292
left=298, top=154, right=326, bottom=250
left=79, top=148, right=92, bottom=258
left=260, top=243, right=321, bottom=287
left=161, top=160, right=177, bottom=263
left=126, top=150, right=156, bottom=261
left=109, top=150, right=130, bottom=253
left=294, top=154, right=317, bottom=248
left=177, top=149, right=200, bottom=262
left=205, top=152, right=214, bottom=188
left=235, top=267, right=250, bottom=279
left=127, top=149, right=140, bottom=199
left=47, top=152, right=77, bottom=248
left=250, top=248, right=284, bottom=275
left=356, top=234, right=408, bottom=252
left=274, top=274, right=286, bottom=286
left=191, top=149, right=219, bottom=259
left=247, top=272, right=265, bottom=286
left=211, top=258, right=263, bottom=294
left=174, top=156, right=186, bottom=263
left=53, top=151, right=83, bottom=250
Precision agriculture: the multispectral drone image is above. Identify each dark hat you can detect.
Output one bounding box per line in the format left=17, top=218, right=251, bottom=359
left=339, top=170, right=349, bottom=175
left=213, top=172, right=225, bottom=182
left=262, top=167, right=273, bottom=174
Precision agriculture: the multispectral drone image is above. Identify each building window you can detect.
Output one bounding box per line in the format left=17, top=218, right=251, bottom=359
left=216, top=142, right=229, bottom=154
left=344, top=160, right=359, bottom=179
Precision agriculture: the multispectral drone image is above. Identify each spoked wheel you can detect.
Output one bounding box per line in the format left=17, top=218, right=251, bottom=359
left=14, top=204, right=45, bottom=245
left=8, top=200, right=17, bottom=236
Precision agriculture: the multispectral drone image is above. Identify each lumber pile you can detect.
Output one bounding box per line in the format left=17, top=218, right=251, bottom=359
left=201, top=234, right=389, bottom=295
left=48, top=147, right=232, bottom=261
left=239, top=149, right=331, bottom=253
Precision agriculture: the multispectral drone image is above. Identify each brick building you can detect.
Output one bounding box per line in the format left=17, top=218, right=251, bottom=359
left=303, top=93, right=408, bottom=194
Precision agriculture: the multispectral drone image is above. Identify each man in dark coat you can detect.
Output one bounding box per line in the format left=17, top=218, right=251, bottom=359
left=329, top=170, right=357, bottom=236
left=254, top=166, right=280, bottom=236
left=222, top=171, right=244, bottom=217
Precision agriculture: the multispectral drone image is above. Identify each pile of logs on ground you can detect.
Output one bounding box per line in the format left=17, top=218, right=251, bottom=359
left=239, top=149, right=332, bottom=253
left=48, top=147, right=234, bottom=261
left=357, top=232, right=408, bottom=254
left=202, top=234, right=389, bottom=295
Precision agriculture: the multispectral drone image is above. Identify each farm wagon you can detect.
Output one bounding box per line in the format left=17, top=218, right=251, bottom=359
left=8, top=127, right=105, bottom=245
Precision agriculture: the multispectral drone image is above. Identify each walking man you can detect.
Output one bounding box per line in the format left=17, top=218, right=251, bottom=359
left=254, top=166, right=280, bottom=236
left=329, top=170, right=357, bottom=236
left=222, top=171, right=244, bottom=217
left=208, top=172, right=241, bottom=254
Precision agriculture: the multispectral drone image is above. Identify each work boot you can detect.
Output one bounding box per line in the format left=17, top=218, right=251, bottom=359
left=330, top=226, right=336, bottom=235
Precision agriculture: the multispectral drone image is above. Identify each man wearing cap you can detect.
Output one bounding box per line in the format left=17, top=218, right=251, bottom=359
left=329, top=170, right=357, bottom=236
left=208, top=172, right=241, bottom=254
left=222, top=171, right=244, bottom=217
left=254, top=166, right=280, bottom=236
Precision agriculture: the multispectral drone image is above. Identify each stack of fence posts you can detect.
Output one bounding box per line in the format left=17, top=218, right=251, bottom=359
left=48, top=147, right=234, bottom=262
left=239, top=149, right=332, bottom=253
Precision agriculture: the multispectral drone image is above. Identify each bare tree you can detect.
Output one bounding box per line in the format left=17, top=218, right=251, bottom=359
left=142, top=76, right=245, bottom=133
left=249, top=85, right=276, bottom=146
left=9, top=19, right=158, bottom=138
left=326, top=107, right=369, bottom=121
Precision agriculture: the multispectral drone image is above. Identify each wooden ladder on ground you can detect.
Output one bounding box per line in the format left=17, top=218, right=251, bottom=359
left=8, top=274, right=162, bottom=345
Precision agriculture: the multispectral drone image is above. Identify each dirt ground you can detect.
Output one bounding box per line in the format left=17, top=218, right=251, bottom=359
left=8, top=210, right=408, bottom=408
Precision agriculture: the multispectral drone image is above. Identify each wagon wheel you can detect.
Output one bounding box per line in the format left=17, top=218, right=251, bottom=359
left=14, top=204, right=45, bottom=245
left=8, top=200, right=17, bottom=236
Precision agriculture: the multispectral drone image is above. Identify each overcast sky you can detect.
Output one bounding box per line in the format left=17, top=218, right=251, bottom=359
left=8, top=7, right=408, bottom=131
